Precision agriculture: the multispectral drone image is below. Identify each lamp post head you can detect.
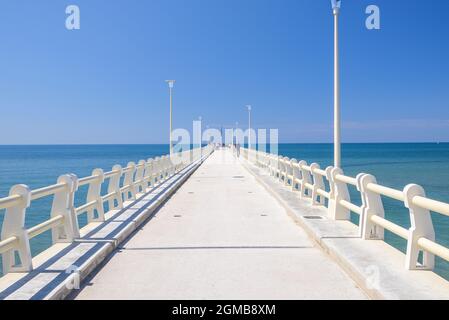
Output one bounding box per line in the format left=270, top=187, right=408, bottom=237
left=331, top=0, right=341, bottom=14
left=165, top=80, right=175, bottom=89
left=246, top=105, right=252, bottom=112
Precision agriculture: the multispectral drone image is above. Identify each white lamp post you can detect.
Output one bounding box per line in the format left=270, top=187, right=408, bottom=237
left=246, top=105, right=252, bottom=149
left=199, top=116, right=202, bottom=159
left=331, top=0, right=342, bottom=168
left=165, top=80, right=175, bottom=155
left=235, top=121, right=239, bottom=145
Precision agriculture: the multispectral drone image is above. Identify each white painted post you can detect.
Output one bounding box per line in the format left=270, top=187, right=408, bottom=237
left=299, top=161, right=312, bottom=200
left=123, top=162, right=137, bottom=202
left=310, top=163, right=325, bottom=206
left=276, top=156, right=281, bottom=179
left=265, top=153, right=271, bottom=172
left=107, top=165, right=123, bottom=210
left=134, top=160, right=146, bottom=194
left=152, top=157, right=160, bottom=185
left=157, top=157, right=164, bottom=180
left=358, top=174, right=385, bottom=240
left=328, top=167, right=350, bottom=220
left=266, top=153, right=270, bottom=173
left=173, top=153, right=181, bottom=172
left=163, top=157, right=169, bottom=179
left=325, top=166, right=334, bottom=208
left=167, top=156, right=173, bottom=176
left=269, top=155, right=276, bottom=177
left=275, top=155, right=280, bottom=178
left=283, top=157, right=290, bottom=186
left=290, top=159, right=300, bottom=192
left=277, top=158, right=283, bottom=182
left=168, top=155, right=175, bottom=175
left=269, top=155, right=274, bottom=176
left=262, top=152, right=268, bottom=169
left=160, top=156, right=167, bottom=179
left=144, top=159, right=154, bottom=190
left=1, top=184, right=33, bottom=274
left=51, top=174, right=80, bottom=243
left=404, top=184, right=435, bottom=270
left=162, top=156, right=169, bottom=179
left=86, top=169, right=105, bottom=223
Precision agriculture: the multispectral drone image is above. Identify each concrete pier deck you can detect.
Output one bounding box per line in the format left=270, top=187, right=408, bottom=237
left=73, top=149, right=366, bottom=300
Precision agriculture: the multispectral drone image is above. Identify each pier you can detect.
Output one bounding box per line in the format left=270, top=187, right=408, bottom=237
left=2, top=146, right=449, bottom=299
left=73, top=148, right=366, bottom=300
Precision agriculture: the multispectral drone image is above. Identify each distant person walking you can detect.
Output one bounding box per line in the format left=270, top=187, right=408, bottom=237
left=236, top=143, right=241, bottom=158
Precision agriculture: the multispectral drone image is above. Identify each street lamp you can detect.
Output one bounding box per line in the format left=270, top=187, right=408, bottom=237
left=199, top=116, right=202, bottom=159
left=246, top=105, right=252, bottom=149
left=331, top=0, right=342, bottom=168
left=165, top=80, right=175, bottom=155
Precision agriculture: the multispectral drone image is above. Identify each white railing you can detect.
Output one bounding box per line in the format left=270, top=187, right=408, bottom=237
left=241, top=147, right=449, bottom=272
left=0, top=145, right=214, bottom=276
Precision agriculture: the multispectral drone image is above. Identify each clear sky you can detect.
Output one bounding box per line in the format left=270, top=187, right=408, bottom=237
left=0, top=0, right=448, bottom=144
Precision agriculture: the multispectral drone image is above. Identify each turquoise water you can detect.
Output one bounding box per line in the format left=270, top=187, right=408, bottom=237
left=1, top=143, right=449, bottom=279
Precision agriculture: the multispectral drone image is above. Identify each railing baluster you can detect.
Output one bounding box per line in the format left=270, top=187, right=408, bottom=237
left=404, top=184, right=435, bottom=270
left=123, top=162, right=136, bottom=202
left=358, top=174, right=385, bottom=240
left=86, top=169, right=105, bottom=223
left=135, top=160, right=146, bottom=195
left=290, top=159, right=299, bottom=192
left=329, top=167, right=351, bottom=220
left=299, top=161, right=311, bottom=200
left=51, top=174, right=79, bottom=243
left=144, top=159, right=154, bottom=190
left=283, top=157, right=290, bottom=186
left=310, top=163, right=325, bottom=206
left=154, top=157, right=162, bottom=184
left=1, top=184, right=33, bottom=274
left=108, top=165, right=123, bottom=210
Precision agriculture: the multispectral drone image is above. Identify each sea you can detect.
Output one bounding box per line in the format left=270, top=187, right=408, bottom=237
left=1, top=143, right=449, bottom=279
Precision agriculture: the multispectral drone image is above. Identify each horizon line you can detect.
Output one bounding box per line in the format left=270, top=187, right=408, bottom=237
left=0, top=141, right=448, bottom=146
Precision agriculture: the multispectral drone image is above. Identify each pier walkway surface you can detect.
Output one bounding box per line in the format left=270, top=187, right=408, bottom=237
left=73, top=149, right=366, bottom=300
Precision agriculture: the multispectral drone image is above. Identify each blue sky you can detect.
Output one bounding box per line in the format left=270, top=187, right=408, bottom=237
left=0, top=0, right=448, bottom=144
